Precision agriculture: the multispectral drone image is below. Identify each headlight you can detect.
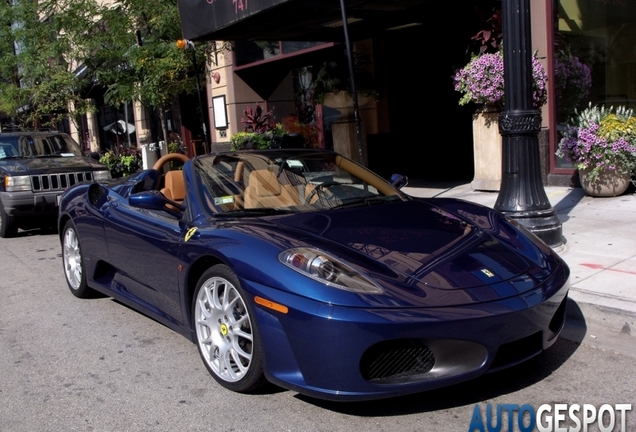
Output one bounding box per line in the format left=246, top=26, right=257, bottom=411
left=279, top=247, right=383, bottom=294
left=4, top=175, right=31, bottom=192
left=93, top=170, right=111, bottom=181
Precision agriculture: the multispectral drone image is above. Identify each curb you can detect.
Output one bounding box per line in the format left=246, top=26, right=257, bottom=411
left=562, top=298, right=636, bottom=357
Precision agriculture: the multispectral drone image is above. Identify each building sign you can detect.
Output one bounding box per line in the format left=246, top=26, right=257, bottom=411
left=178, top=0, right=292, bottom=41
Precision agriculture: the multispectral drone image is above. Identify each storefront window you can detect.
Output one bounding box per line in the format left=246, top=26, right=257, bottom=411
left=554, top=0, right=636, bottom=168
left=234, top=41, right=281, bottom=66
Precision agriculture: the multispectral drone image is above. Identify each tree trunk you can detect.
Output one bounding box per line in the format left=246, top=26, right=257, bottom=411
left=158, top=107, right=169, bottom=152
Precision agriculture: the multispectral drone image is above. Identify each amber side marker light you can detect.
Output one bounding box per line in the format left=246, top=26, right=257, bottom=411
left=254, top=296, right=289, bottom=314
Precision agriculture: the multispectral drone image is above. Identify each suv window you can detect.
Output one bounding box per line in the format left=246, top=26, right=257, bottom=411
left=0, top=134, right=83, bottom=159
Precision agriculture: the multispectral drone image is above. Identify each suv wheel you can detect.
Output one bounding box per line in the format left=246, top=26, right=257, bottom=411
left=0, top=201, right=18, bottom=238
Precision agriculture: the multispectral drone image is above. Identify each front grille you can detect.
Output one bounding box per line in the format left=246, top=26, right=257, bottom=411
left=31, top=172, right=94, bottom=192
left=361, top=340, right=435, bottom=382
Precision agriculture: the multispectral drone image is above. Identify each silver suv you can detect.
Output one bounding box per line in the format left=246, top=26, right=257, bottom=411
left=0, top=132, right=111, bottom=237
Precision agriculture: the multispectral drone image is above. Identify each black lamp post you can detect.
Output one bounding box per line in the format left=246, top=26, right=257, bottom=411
left=177, top=39, right=210, bottom=155
left=496, top=0, right=563, bottom=247
left=338, top=0, right=365, bottom=166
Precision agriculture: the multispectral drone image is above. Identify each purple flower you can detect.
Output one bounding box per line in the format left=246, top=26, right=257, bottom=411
left=454, top=51, right=547, bottom=108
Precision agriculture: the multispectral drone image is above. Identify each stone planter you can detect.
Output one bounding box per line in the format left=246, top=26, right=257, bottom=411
left=322, top=92, right=373, bottom=118
left=579, top=166, right=631, bottom=197
left=471, top=107, right=502, bottom=191
left=322, top=92, right=373, bottom=165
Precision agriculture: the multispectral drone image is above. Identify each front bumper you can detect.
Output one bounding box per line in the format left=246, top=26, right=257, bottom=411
left=1, top=190, right=61, bottom=217
left=244, top=267, right=570, bottom=401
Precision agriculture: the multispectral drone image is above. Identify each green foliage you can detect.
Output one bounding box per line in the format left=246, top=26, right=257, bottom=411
left=230, top=124, right=286, bottom=151
left=99, top=148, right=142, bottom=178
left=0, top=0, right=229, bottom=132
left=0, top=0, right=99, bottom=129
left=598, top=112, right=636, bottom=143
left=167, top=140, right=186, bottom=169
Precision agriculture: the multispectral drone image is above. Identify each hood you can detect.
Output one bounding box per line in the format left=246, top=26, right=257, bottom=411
left=0, top=156, right=105, bottom=174
left=265, top=199, right=559, bottom=308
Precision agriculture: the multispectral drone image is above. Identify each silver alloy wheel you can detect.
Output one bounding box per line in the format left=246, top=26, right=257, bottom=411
left=195, top=276, right=253, bottom=383
left=63, top=226, right=83, bottom=291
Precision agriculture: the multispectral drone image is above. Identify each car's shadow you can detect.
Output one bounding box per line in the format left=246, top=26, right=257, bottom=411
left=99, top=291, right=587, bottom=415
left=14, top=226, right=58, bottom=237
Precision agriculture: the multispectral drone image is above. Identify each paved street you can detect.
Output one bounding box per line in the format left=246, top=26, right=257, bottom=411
left=1, top=228, right=635, bottom=432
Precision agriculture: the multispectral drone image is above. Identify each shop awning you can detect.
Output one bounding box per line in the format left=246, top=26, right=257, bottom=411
left=177, top=0, right=427, bottom=42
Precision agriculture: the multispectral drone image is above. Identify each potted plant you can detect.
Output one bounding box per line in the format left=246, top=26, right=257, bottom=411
left=313, top=53, right=376, bottom=108
left=99, top=147, right=143, bottom=178
left=230, top=105, right=286, bottom=150
left=453, top=50, right=548, bottom=191
left=557, top=104, right=636, bottom=196
left=453, top=50, right=548, bottom=111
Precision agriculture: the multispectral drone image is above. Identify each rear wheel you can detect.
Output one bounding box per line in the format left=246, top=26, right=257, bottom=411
left=193, top=265, right=266, bottom=392
left=62, top=221, right=96, bottom=298
left=0, top=201, right=18, bottom=238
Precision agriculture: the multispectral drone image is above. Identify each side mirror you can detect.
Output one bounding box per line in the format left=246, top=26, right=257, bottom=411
left=390, top=174, right=408, bottom=189
left=87, top=151, right=101, bottom=161
left=129, top=190, right=184, bottom=218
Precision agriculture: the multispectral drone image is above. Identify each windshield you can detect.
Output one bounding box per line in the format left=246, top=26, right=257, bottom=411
left=193, top=150, right=408, bottom=216
left=0, top=134, right=83, bottom=160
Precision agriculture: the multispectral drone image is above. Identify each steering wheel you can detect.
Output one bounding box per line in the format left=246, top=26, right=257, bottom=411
left=306, top=181, right=340, bottom=203
left=152, top=153, right=189, bottom=171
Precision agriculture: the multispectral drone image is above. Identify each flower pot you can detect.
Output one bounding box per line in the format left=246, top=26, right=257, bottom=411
left=471, top=106, right=502, bottom=191
left=579, top=166, right=631, bottom=197
left=322, top=92, right=373, bottom=119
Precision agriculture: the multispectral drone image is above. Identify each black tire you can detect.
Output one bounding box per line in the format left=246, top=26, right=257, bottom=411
left=193, top=264, right=267, bottom=393
left=61, top=220, right=96, bottom=298
left=0, top=201, right=18, bottom=238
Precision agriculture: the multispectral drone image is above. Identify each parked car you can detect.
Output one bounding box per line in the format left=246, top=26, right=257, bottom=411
left=58, top=149, right=570, bottom=401
left=0, top=131, right=111, bottom=237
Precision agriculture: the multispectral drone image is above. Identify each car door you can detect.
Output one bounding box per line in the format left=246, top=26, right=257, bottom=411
left=102, top=192, right=186, bottom=326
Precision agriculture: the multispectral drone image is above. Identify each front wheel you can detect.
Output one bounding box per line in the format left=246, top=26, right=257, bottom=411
left=61, top=221, right=96, bottom=298
left=0, top=201, right=18, bottom=238
left=193, top=265, right=266, bottom=393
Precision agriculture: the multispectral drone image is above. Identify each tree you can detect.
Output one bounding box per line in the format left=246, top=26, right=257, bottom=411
left=83, top=0, right=215, bottom=144
left=0, top=0, right=100, bottom=130
left=0, top=0, right=220, bottom=144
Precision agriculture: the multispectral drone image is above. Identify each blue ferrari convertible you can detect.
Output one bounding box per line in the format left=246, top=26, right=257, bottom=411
left=59, top=149, right=569, bottom=401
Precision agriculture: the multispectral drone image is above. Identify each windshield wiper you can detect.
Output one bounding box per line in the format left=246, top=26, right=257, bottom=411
left=214, top=208, right=295, bottom=218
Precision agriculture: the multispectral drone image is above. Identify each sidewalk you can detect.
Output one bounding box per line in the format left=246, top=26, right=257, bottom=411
left=403, top=181, right=636, bottom=356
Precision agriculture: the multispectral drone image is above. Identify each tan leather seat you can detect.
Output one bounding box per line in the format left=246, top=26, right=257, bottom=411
left=161, top=170, right=185, bottom=203
left=244, top=169, right=301, bottom=209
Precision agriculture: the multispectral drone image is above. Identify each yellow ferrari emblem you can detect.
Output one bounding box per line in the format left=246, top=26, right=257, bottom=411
left=481, top=269, right=495, bottom=278
left=220, top=323, right=228, bottom=336
left=184, top=227, right=197, bottom=242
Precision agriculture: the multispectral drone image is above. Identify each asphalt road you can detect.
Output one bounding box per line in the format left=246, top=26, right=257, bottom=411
left=1, top=230, right=635, bottom=432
